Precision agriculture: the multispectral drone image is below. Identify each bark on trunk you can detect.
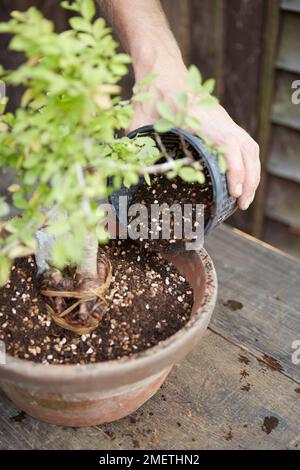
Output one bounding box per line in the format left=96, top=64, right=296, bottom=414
left=76, top=232, right=98, bottom=279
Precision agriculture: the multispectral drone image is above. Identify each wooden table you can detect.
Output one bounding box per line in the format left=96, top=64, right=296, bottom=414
left=1, top=225, right=299, bottom=450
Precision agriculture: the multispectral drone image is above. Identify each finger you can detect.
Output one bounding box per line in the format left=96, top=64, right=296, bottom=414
left=223, top=139, right=245, bottom=199
left=127, top=103, right=156, bottom=134
left=238, top=137, right=261, bottom=210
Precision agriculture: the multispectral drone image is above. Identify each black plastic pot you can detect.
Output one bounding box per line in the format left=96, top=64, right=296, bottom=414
left=109, top=125, right=237, bottom=241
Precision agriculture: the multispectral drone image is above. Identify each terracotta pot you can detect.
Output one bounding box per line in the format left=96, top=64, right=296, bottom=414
left=0, top=249, right=217, bottom=427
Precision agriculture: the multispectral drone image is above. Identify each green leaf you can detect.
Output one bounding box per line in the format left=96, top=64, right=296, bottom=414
left=188, top=65, right=202, bottom=95
left=48, top=218, right=70, bottom=237
left=199, top=96, right=218, bottom=110
left=8, top=184, right=20, bottom=192
left=185, top=115, right=201, bottom=130
left=154, top=119, right=173, bottom=133
left=0, top=198, right=9, bottom=217
left=61, top=1, right=80, bottom=12
left=0, top=97, right=8, bottom=115
left=96, top=225, right=109, bottom=243
left=0, top=255, right=11, bottom=286
left=92, top=18, right=106, bottom=38
left=176, top=91, right=188, bottom=110
left=157, top=102, right=174, bottom=122
left=133, top=92, right=153, bottom=103
left=218, top=154, right=227, bottom=174
left=12, top=192, right=27, bottom=209
left=178, top=167, right=197, bottom=183
left=123, top=172, right=139, bottom=188
left=52, top=238, right=67, bottom=269
left=202, top=78, right=215, bottom=94
left=133, top=73, right=158, bottom=93
left=166, top=170, right=178, bottom=179
left=195, top=170, right=205, bottom=184
left=144, top=173, right=151, bottom=186
left=81, top=0, right=96, bottom=21
left=69, top=16, right=92, bottom=32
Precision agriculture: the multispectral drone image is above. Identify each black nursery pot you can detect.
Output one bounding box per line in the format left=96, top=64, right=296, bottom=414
left=109, top=125, right=237, bottom=238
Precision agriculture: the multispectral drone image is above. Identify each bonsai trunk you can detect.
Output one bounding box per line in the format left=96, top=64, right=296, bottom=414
left=76, top=231, right=107, bottom=322
left=77, top=232, right=99, bottom=279
left=41, top=231, right=112, bottom=332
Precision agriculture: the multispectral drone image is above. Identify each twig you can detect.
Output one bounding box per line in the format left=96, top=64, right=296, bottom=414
left=154, top=132, right=173, bottom=162
left=140, top=157, right=193, bottom=175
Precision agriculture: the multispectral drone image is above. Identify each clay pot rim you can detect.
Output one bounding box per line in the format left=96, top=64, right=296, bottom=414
left=1, top=248, right=217, bottom=385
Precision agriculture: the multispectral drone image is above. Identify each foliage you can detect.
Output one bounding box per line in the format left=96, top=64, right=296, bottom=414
left=0, top=0, right=220, bottom=285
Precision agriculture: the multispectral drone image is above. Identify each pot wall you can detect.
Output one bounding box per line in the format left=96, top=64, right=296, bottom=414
left=1, top=368, right=171, bottom=426
left=0, top=249, right=217, bottom=426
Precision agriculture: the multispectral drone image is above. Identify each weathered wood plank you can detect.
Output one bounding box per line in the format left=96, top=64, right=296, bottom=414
left=206, top=226, right=300, bottom=383
left=268, top=125, right=300, bottom=184
left=99, top=332, right=300, bottom=450
left=272, top=71, right=300, bottom=131
left=222, top=0, right=265, bottom=136
left=250, top=0, right=280, bottom=238
left=281, top=0, right=300, bottom=12
left=265, top=175, right=300, bottom=228
left=277, top=12, right=300, bottom=73
left=263, top=217, right=300, bottom=259
left=0, top=390, right=120, bottom=450
left=161, top=0, right=191, bottom=64
left=189, top=0, right=224, bottom=95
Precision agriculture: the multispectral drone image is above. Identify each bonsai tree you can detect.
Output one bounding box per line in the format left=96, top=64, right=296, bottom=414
left=0, top=0, right=220, bottom=334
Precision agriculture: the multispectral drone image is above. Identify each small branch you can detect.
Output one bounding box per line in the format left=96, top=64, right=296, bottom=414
left=140, top=156, right=193, bottom=175
left=179, top=130, right=195, bottom=161
left=154, top=132, right=173, bottom=162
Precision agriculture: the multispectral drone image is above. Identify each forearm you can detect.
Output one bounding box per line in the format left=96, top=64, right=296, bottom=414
left=97, top=0, right=186, bottom=82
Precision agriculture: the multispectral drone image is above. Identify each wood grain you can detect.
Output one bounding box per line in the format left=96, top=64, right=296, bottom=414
left=0, top=390, right=120, bottom=450
left=263, top=218, right=300, bottom=259
left=206, top=226, right=300, bottom=383
left=250, top=0, right=280, bottom=238
left=281, top=0, right=300, bottom=12
left=265, top=175, right=300, bottom=228
left=97, top=332, right=300, bottom=450
left=268, top=125, right=300, bottom=184
left=161, top=0, right=191, bottom=64
left=277, top=11, right=300, bottom=73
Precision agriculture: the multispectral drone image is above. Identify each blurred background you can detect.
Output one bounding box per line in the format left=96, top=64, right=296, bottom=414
left=1, top=0, right=300, bottom=258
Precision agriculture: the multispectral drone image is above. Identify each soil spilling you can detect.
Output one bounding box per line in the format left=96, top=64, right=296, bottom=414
left=128, top=171, right=214, bottom=253
left=0, top=239, right=193, bottom=364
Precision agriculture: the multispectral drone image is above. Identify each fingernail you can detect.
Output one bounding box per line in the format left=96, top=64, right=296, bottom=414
left=234, top=184, right=243, bottom=198
left=242, top=195, right=255, bottom=210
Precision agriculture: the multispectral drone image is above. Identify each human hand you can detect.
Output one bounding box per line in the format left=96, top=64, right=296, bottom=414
left=129, top=68, right=261, bottom=211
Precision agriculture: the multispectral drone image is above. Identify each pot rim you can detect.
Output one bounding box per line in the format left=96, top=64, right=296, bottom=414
left=0, top=248, right=217, bottom=388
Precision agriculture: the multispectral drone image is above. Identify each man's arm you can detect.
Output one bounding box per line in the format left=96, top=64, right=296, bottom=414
left=97, top=0, right=260, bottom=210
left=97, top=0, right=185, bottom=81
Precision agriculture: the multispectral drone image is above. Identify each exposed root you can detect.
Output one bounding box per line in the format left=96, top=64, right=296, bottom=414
left=40, top=256, right=112, bottom=334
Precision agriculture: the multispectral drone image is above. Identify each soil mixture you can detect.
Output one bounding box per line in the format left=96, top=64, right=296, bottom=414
left=128, top=165, right=214, bottom=252
left=0, top=239, right=193, bottom=365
